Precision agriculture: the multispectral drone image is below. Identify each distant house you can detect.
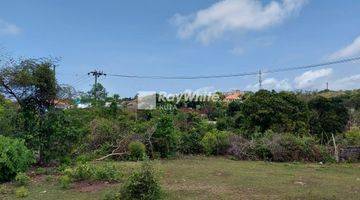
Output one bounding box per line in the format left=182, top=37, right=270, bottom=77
left=223, top=90, right=243, bottom=102
left=122, top=99, right=137, bottom=111
left=53, top=99, right=72, bottom=109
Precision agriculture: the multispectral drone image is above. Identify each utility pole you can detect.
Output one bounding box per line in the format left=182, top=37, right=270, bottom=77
left=258, top=70, right=262, bottom=90
left=326, top=82, right=329, bottom=90
left=88, top=70, right=106, bottom=99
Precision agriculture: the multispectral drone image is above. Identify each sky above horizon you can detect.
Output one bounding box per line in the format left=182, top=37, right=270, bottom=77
left=1, top=0, right=360, bottom=97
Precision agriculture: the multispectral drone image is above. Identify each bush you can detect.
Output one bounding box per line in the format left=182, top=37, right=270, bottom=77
left=94, top=164, right=122, bottom=182
left=179, top=131, right=205, bottom=154
left=0, top=136, right=34, bottom=182
left=152, top=116, right=179, bottom=158
left=66, top=163, right=121, bottom=182
left=36, top=109, right=87, bottom=164
left=201, top=130, right=230, bottom=155
left=102, top=190, right=121, bottom=200
left=128, top=141, right=146, bottom=161
left=344, top=127, right=360, bottom=146
left=177, top=118, right=208, bottom=155
left=59, top=175, right=71, bottom=189
left=71, top=163, right=94, bottom=181
left=35, top=167, right=47, bottom=175
left=121, top=162, right=162, bottom=200
left=15, top=173, right=30, bottom=186
left=226, top=135, right=257, bottom=160
left=15, top=186, right=29, bottom=198
left=238, top=90, right=310, bottom=136
left=264, top=133, right=325, bottom=162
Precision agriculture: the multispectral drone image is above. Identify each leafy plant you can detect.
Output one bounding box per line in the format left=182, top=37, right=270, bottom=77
left=15, top=186, right=29, bottom=198
left=66, top=163, right=121, bottom=182
left=94, top=164, right=122, bottom=182
left=102, top=190, right=121, bottom=200
left=15, top=172, right=30, bottom=186
left=71, top=163, right=95, bottom=181
left=128, top=141, right=146, bottom=161
left=121, top=162, right=162, bottom=200
left=59, top=175, right=71, bottom=189
left=152, top=115, right=179, bottom=158
left=201, top=130, right=230, bottom=155
left=0, top=136, right=34, bottom=182
left=344, top=127, right=360, bottom=146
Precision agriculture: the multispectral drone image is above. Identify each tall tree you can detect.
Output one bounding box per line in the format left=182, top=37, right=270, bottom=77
left=0, top=58, right=58, bottom=164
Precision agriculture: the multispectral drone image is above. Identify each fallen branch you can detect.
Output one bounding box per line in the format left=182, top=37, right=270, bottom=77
left=95, top=152, right=128, bottom=161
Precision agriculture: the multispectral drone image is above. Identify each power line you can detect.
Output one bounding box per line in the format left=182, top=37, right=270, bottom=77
left=265, top=56, right=360, bottom=74
left=71, top=74, right=89, bottom=85
left=107, top=56, right=360, bottom=80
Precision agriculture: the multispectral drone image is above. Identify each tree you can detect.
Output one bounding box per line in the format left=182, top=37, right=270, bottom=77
left=0, top=59, right=57, bottom=114
left=238, top=90, right=310, bottom=137
left=308, top=96, right=349, bottom=144
left=152, top=115, right=179, bottom=158
left=89, top=83, right=107, bottom=101
left=0, top=58, right=79, bottom=164
left=80, top=83, right=108, bottom=107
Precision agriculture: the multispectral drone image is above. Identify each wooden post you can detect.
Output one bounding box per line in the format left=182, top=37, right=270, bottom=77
left=332, top=134, right=339, bottom=162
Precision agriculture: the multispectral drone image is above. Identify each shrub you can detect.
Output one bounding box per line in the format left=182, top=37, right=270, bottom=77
left=121, top=162, right=162, bottom=200
left=264, top=133, right=324, bottom=162
left=201, top=130, right=230, bottom=155
left=102, top=190, right=121, bottom=200
left=15, top=186, right=29, bottom=198
left=177, top=118, right=208, bottom=154
left=71, top=163, right=94, bottom=181
left=37, top=109, right=87, bottom=164
left=67, top=163, right=121, bottom=182
left=226, top=135, right=257, bottom=160
left=89, top=117, right=133, bottom=151
left=128, top=141, right=146, bottom=161
left=15, top=173, right=30, bottom=186
left=35, top=167, right=47, bottom=175
left=344, top=127, right=360, bottom=146
left=45, top=175, right=54, bottom=182
left=238, top=90, right=310, bottom=136
left=63, top=168, right=74, bottom=177
left=94, top=164, right=122, bottom=182
left=152, top=116, right=179, bottom=158
left=0, top=136, right=34, bottom=182
left=179, top=131, right=205, bottom=154
left=59, top=175, right=71, bottom=189
left=309, top=97, right=349, bottom=144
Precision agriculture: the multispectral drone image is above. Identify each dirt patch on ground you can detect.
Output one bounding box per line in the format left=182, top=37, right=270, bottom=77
left=72, top=181, right=116, bottom=193
left=29, top=174, right=46, bottom=183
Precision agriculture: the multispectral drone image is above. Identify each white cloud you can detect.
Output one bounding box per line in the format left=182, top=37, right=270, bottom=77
left=171, top=0, right=307, bottom=44
left=294, top=68, right=332, bottom=89
left=329, top=35, right=360, bottom=59
left=0, top=19, right=21, bottom=35
left=332, top=74, right=360, bottom=90
left=246, top=78, right=292, bottom=91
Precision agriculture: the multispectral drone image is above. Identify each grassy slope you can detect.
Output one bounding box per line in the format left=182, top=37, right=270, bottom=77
left=1, top=156, right=359, bottom=200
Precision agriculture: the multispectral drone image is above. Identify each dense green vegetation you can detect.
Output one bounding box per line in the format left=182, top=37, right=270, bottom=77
left=0, top=57, right=360, bottom=199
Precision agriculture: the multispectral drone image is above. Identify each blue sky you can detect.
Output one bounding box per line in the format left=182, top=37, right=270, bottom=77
left=1, top=0, right=360, bottom=97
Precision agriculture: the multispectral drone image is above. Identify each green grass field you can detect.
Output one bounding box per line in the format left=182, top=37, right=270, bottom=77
left=1, top=156, right=359, bottom=200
